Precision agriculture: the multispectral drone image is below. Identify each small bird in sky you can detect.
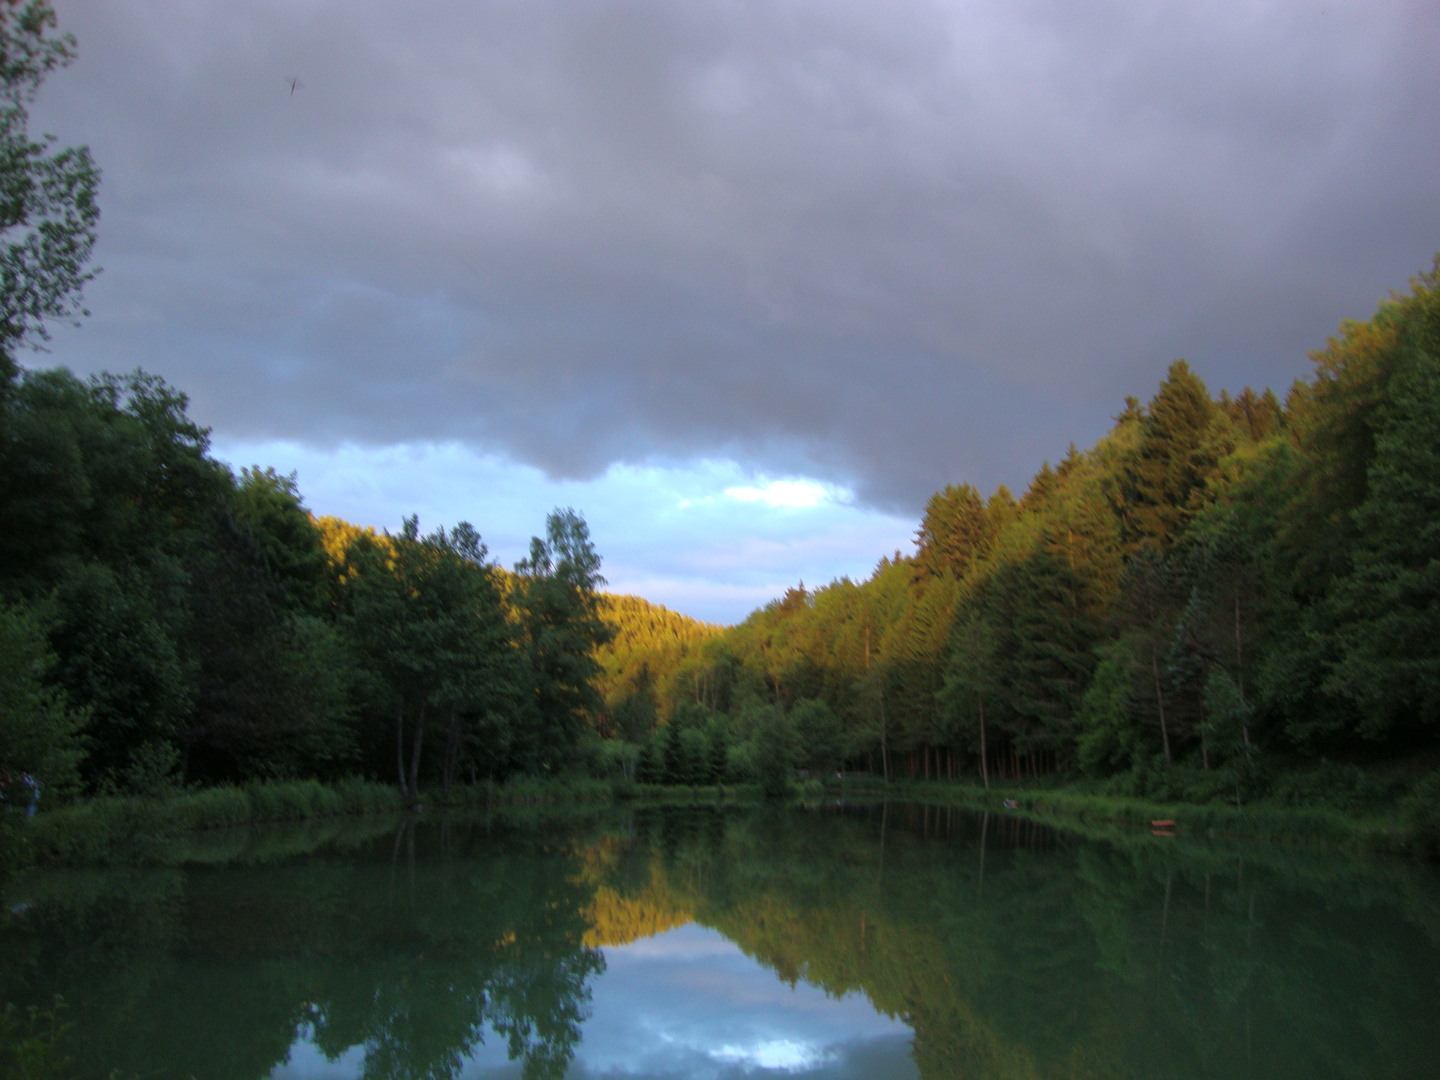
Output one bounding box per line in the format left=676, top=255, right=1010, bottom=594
left=288, top=77, right=303, bottom=97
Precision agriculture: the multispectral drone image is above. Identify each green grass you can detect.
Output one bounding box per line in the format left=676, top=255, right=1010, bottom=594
left=12, top=778, right=404, bottom=867
left=826, top=776, right=1418, bottom=855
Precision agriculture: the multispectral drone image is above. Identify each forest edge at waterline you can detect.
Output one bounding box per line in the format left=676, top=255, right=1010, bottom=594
left=3, top=766, right=1438, bottom=874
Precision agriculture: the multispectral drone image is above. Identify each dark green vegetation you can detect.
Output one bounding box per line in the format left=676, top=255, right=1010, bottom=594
left=0, top=368, right=612, bottom=802
left=3, top=805, right=1439, bottom=1080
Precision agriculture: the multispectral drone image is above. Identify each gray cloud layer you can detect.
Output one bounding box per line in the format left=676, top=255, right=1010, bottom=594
left=34, top=0, right=1440, bottom=511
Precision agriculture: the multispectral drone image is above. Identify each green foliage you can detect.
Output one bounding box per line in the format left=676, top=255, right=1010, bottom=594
left=0, top=1, right=99, bottom=355
left=724, top=739, right=758, bottom=784
left=704, top=722, right=729, bottom=785
left=913, top=482, right=994, bottom=583
left=755, top=710, right=796, bottom=798
left=46, top=560, right=192, bottom=785
left=512, top=509, right=612, bottom=774
left=637, top=737, right=665, bottom=785
left=344, top=517, right=521, bottom=799
left=0, top=604, right=84, bottom=802
left=1075, top=641, right=1139, bottom=776
left=1126, top=360, right=1226, bottom=548
left=608, top=661, right=657, bottom=743
left=0, top=996, right=71, bottom=1080
left=791, top=697, right=841, bottom=773
left=19, top=778, right=403, bottom=865
left=1201, top=667, right=1252, bottom=765
left=590, top=739, right=640, bottom=781
left=233, top=466, right=328, bottom=614
left=1402, top=771, right=1440, bottom=860
left=593, top=259, right=1440, bottom=800
left=678, top=728, right=708, bottom=786
left=1321, top=278, right=1440, bottom=734
left=661, top=716, right=685, bottom=784
left=594, top=594, right=719, bottom=725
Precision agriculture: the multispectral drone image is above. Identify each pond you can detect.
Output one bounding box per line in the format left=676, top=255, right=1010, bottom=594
left=2, top=802, right=1439, bottom=1079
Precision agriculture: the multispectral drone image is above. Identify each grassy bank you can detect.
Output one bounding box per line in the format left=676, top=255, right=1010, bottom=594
left=0, top=775, right=775, bottom=869
left=4, top=769, right=1435, bottom=870
left=830, top=775, right=1438, bottom=856
left=7, top=778, right=404, bottom=868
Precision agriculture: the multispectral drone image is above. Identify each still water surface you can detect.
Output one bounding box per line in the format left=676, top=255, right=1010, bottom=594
left=3, top=802, right=1439, bottom=1079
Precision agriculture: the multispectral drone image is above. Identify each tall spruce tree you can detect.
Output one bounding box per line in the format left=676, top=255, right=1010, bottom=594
left=1128, top=360, right=1224, bottom=548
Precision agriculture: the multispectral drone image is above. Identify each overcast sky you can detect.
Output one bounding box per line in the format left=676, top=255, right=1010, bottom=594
left=29, top=0, right=1440, bottom=622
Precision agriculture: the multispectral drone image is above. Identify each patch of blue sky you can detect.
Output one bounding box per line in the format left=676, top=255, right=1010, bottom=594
left=210, top=439, right=917, bottom=624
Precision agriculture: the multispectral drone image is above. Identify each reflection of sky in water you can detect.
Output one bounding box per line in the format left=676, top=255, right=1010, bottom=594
left=270, top=923, right=916, bottom=1080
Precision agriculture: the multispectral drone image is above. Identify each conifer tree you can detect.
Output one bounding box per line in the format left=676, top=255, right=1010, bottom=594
left=1129, top=360, right=1224, bottom=548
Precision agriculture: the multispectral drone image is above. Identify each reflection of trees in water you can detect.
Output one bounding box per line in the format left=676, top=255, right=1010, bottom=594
left=613, top=803, right=1440, bottom=1080
left=3, top=807, right=1440, bottom=1080
left=0, top=821, right=606, bottom=1080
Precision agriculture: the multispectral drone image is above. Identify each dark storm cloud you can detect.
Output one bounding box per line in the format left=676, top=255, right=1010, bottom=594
left=34, top=0, right=1440, bottom=511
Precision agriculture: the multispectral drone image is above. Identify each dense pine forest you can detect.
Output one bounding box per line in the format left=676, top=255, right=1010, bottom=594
left=595, top=264, right=1440, bottom=808
left=1, top=2, right=1438, bottom=819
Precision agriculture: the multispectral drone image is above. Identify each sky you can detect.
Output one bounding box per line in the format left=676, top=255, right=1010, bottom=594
left=26, top=0, right=1440, bottom=623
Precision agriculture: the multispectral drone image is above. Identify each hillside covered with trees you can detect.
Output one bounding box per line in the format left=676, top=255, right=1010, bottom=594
left=609, top=262, right=1440, bottom=805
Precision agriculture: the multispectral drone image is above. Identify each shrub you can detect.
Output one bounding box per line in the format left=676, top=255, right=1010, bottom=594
left=1403, top=771, right=1440, bottom=859
left=755, top=712, right=796, bottom=799
left=725, top=740, right=758, bottom=784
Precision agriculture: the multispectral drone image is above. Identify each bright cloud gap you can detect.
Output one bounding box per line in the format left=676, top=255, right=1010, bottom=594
left=209, top=438, right=915, bottom=625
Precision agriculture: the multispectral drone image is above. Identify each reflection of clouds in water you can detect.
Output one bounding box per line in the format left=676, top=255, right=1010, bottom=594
left=269, top=924, right=916, bottom=1080
left=269, top=1032, right=366, bottom=1079
left=569, top=923, right=916, bottom=1078
left=712, top=1036, right=831, bottom=1070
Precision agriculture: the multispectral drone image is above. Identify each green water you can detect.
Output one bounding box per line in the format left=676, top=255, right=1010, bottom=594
left=2, top=803, right=1438, bottom=1079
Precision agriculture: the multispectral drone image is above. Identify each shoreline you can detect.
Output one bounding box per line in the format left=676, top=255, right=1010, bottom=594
left=1, top=773, right=1429, bottom=871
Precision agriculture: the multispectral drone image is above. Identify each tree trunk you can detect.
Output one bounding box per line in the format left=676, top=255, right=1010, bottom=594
left=978, top=692, right=990, bottom=790
left=442, top=709, right=459, bottom=795
left=1236, top=593, right=1252, bottom=751
left=406, top=699, right=427, bottom=804
left=396, top=700, right=409, bottom=801
left=977, top=811, right=989, bottom=899
left=880, top=688, right=890, bottom=785
left=1151, top=642, right=1172, bottom=764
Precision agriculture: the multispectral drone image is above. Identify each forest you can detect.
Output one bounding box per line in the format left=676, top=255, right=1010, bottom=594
left=593, top=262, right=1440, bottom=808
left=1, top=0, right=1439, bottom=818
left=0, top=365, right=615, bottom=801
left=6, top=259, right=1438, bottom=812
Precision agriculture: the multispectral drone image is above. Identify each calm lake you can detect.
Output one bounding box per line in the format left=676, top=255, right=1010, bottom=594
left=3, top=802, right=1439, bottom=1079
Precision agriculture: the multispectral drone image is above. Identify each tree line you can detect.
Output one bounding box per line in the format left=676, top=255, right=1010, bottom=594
left=607, top=261, right=1440, bottom=802
left=0, top=362, right=615, bottom=802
